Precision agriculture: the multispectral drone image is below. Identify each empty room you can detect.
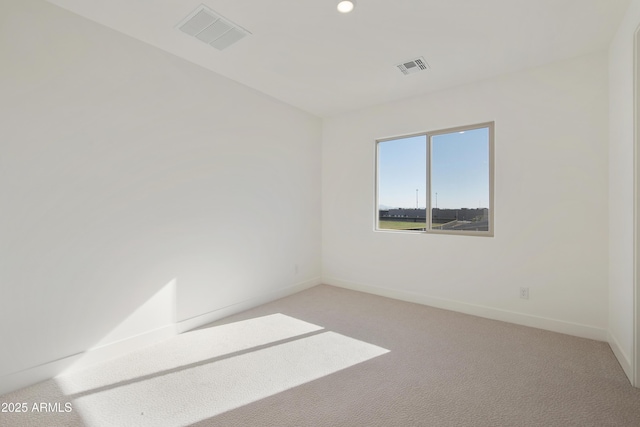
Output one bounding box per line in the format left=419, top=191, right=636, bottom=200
left=3, top=0, right=640, bottom=425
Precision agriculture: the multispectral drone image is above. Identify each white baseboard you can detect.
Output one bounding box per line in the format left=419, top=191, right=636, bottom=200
left=0, top=354, right=77, bottom=398
left=64, top=324, right=178, bottom=373
left=326, top=277, right=608, bottom=342
left=0, top=324, right=177, bottom=397
left=176, top=277, right=321, bottom=333
left=0, top=277, right=321, bottom=397
left=608, top=330, right=633, bottom=382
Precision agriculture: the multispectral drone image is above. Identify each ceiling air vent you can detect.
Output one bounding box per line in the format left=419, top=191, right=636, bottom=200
left=396, top=57, right=430, bottom=76
left=177, top=4, right=251, bottom=51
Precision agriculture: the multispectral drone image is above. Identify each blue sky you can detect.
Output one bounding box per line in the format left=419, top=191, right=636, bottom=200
left=378, top=127, right=489, bottom=209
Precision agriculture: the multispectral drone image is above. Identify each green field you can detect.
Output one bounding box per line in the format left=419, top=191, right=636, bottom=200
left=378, top=220, right=441, bottom=230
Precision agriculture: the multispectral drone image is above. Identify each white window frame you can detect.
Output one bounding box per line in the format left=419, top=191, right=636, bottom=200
left=375, top=121, right=495, bottom=237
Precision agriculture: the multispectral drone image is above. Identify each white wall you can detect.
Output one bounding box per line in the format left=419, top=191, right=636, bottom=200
left=608, top=0, right=640, bottom=383
left=323, top=52, right=609, bottom=340
left=0, top=0, right=321, bottom=393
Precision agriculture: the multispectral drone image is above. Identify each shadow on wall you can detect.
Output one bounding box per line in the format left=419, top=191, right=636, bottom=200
left=61, top=278, right=178, bottom=373
left=0, top=314, right=388, bottom=426
left=0, top=277, right=177, bottom=396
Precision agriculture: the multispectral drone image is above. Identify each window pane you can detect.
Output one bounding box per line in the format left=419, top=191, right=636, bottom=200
left=377, top=135, right=427, bottom=231
left=431, top=127, right=490, bottom=232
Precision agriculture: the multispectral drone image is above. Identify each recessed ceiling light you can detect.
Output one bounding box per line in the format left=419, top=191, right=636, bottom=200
left=337, top=0, right=356, bottom=13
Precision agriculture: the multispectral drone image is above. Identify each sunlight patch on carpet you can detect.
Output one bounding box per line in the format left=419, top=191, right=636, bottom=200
left=58, top=322, right=388, bottom=427
left=56, top=313, right=323, bottom=395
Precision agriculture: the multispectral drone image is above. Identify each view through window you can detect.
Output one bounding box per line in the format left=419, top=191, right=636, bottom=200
left=376, top=122, right=494, bottom=236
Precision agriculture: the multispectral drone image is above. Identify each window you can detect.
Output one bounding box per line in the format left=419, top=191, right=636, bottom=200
left=376, top=122, right=494, bottom=236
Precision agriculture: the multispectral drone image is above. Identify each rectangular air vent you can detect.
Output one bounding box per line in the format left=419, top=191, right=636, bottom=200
left=177, top=4, right=250, bottom=51
left=396, top=57, right=430, bottom=75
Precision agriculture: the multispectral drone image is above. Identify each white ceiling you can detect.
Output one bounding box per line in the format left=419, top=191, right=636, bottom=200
left=46, top=0, right=630, bottom=117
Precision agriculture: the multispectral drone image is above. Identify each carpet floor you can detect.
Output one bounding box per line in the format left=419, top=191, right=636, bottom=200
left=2, top=284, right=640, bottom=426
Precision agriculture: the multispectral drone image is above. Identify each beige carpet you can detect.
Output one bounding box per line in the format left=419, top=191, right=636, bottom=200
left=2, top=284, right=640, bottom=426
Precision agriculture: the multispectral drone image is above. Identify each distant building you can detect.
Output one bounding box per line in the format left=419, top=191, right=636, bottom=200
left=432, top=208, right=488, bottom=223
left=379, top=207, right=488, bottom=226
left=381, top=208, right=426, bottom=219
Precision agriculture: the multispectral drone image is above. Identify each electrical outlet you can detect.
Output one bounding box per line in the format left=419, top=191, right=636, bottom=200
left=520, top=287, right=529, bottom=299
left=294, top=264, right=299, bottom=275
